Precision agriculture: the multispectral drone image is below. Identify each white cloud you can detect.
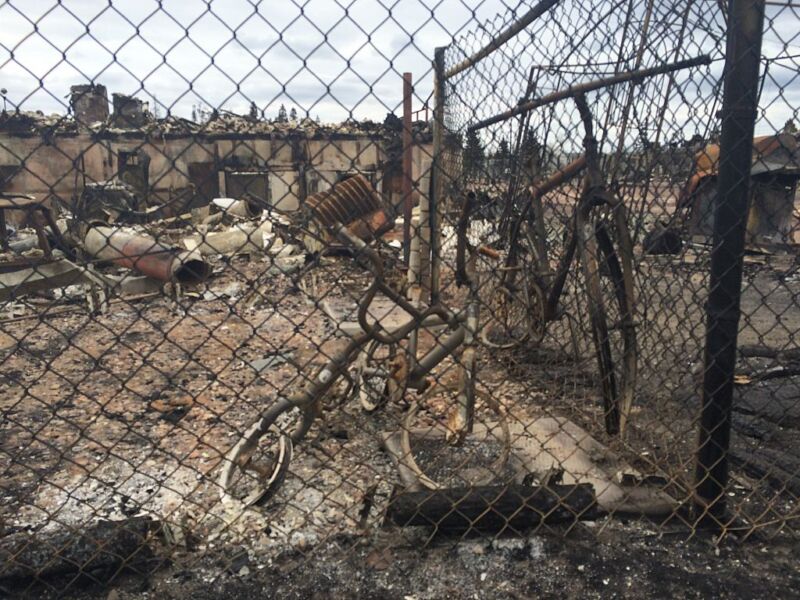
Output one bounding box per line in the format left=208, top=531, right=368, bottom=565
left=0, top=0, right=522, bottom=121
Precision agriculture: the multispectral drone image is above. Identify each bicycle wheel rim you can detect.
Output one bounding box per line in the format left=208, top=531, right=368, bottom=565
left=218, top=398, right=300, bottom=506
left=578, top=208, right=637, bottom=436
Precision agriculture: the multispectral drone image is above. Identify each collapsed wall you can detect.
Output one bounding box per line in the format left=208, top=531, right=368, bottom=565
left=0, top=91, right=432, bottom=223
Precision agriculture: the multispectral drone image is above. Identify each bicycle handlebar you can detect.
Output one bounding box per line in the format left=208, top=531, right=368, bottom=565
left=333, top=225, right=457, bottom=345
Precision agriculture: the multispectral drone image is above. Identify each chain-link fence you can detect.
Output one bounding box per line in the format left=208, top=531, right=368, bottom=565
left=1, top=0, right=799, bottom=596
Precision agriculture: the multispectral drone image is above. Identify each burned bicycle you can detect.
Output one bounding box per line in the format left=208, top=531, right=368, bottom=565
left=218, top=181, right=511, bottom=506
left=472, top=56, right=711, bottom=434
left=478, top=93, right=637, bottom=435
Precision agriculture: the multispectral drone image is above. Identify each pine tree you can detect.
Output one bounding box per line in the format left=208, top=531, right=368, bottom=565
left=249, top=101, right=259, bottom=120
left=463, top=129, right=485, bottom=178
left=494, top=138, right=511, bottom=176
left=277, top=104, right=288, bottom=123
left=519, top=127, right=543, bottom=176
left=289, top=107, right=298, bottom=121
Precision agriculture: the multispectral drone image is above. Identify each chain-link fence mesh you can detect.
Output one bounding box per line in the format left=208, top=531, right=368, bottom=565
left=1, top=0, right=799, bottom=596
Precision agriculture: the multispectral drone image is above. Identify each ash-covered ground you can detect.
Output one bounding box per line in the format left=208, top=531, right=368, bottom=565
left=3, top=222, right=800, bottom=599
left=8, top=519, right=800, bottom=599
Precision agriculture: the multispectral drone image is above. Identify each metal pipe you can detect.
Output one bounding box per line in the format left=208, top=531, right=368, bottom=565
left=694, top=0, right=765, bottom=525
left=211, top=197, right=263, bottom=219
left=83, top=226, right=211, bottom=285
left=430, top=47, right=446, bottom=304
left=468, top=55, right=712, bottom=132
left=402, top=72, right=414, bottom=265
left=443, top=0, right=560, bottom=79
left=408, top=326, right=467, bottom=387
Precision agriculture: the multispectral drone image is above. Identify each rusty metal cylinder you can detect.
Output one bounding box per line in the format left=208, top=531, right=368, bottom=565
left=83, top=226, right=211, bottom=285
left=304, top=174, right=385, bottom=230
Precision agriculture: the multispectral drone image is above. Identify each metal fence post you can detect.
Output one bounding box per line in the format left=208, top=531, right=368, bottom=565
left=430, top=47, right=445, bottom=304
left=694, top=0, right=766, bottom=524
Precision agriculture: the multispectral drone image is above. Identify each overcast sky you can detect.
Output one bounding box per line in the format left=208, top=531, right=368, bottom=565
left=1, top=0, right=797, bottom=136
left=0, top=0, right=526, bottom=122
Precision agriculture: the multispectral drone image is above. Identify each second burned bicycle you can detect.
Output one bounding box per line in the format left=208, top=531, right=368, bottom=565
left=478, top=92, right=637, bottom=435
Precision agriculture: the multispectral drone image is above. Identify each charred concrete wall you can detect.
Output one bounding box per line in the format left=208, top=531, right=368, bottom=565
left=0, top=128, right=431, bottom=222
left=69, top=84, right=110, bottom=127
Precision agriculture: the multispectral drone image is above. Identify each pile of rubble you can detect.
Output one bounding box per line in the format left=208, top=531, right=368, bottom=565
left=0, top=107, right=433, bottom=142
left=0, top=110, right=80, bottom=136
left=0, top=174, right=397, bottom=316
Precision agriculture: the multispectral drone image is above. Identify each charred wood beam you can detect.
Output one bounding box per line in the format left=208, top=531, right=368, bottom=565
left=739, top=344, right=800, bottom=362
left=385, top=483, right=597, bottom=532
left=729, top=442, right=800, bottom=497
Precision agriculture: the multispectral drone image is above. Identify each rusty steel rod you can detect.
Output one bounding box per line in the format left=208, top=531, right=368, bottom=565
left=694, top=0, right=765, bottom=526
left=443, top=0, right=561, bottom=80
left=402, top=72, right=414, bottom=265
left=430, top=47, right=446, bottom=303
left=468, top=54, right=712, bottom=132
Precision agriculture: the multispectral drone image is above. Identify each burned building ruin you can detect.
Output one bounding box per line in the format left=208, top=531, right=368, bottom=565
left=0, top=84, right=432, bottom=225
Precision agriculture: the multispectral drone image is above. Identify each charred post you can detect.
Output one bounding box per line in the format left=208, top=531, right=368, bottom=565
left=694, top=0, right=766, bottom=524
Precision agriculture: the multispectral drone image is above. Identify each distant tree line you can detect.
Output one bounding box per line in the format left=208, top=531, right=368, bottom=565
left=190, top=101, right=313, bottom=124
left=462, top=127, right=543, bottom=181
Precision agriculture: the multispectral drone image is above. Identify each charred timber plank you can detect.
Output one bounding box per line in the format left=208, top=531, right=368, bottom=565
left=731, top=412, right=776, bottom=441
left=385, top=483, right=597, bottom=532
left=738, top=344, right=800, bottom=361
left=0, top=517, right=157, bottom=582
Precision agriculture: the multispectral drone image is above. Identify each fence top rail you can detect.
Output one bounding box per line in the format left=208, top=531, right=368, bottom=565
left=443, top=0, right=561, bottom=80
left=467, top=54, right=712, bottom=132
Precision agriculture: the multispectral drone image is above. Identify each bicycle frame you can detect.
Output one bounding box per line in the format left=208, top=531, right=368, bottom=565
left=488, top=92, right=637, bottom=435
left=261, top=220, right=483, bottom=439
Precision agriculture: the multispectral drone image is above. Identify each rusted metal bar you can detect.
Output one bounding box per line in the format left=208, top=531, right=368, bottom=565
left=403, top=72, right=414, bottom=265
left=83, top=226, right=211, bottom=285
left=468, top=54, right=712, bottom=132
left=430, top=47, right=445, bottom=303
left=443, top=0, right=561, bottom=80
left=695, top=0, right=765, bottom=525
